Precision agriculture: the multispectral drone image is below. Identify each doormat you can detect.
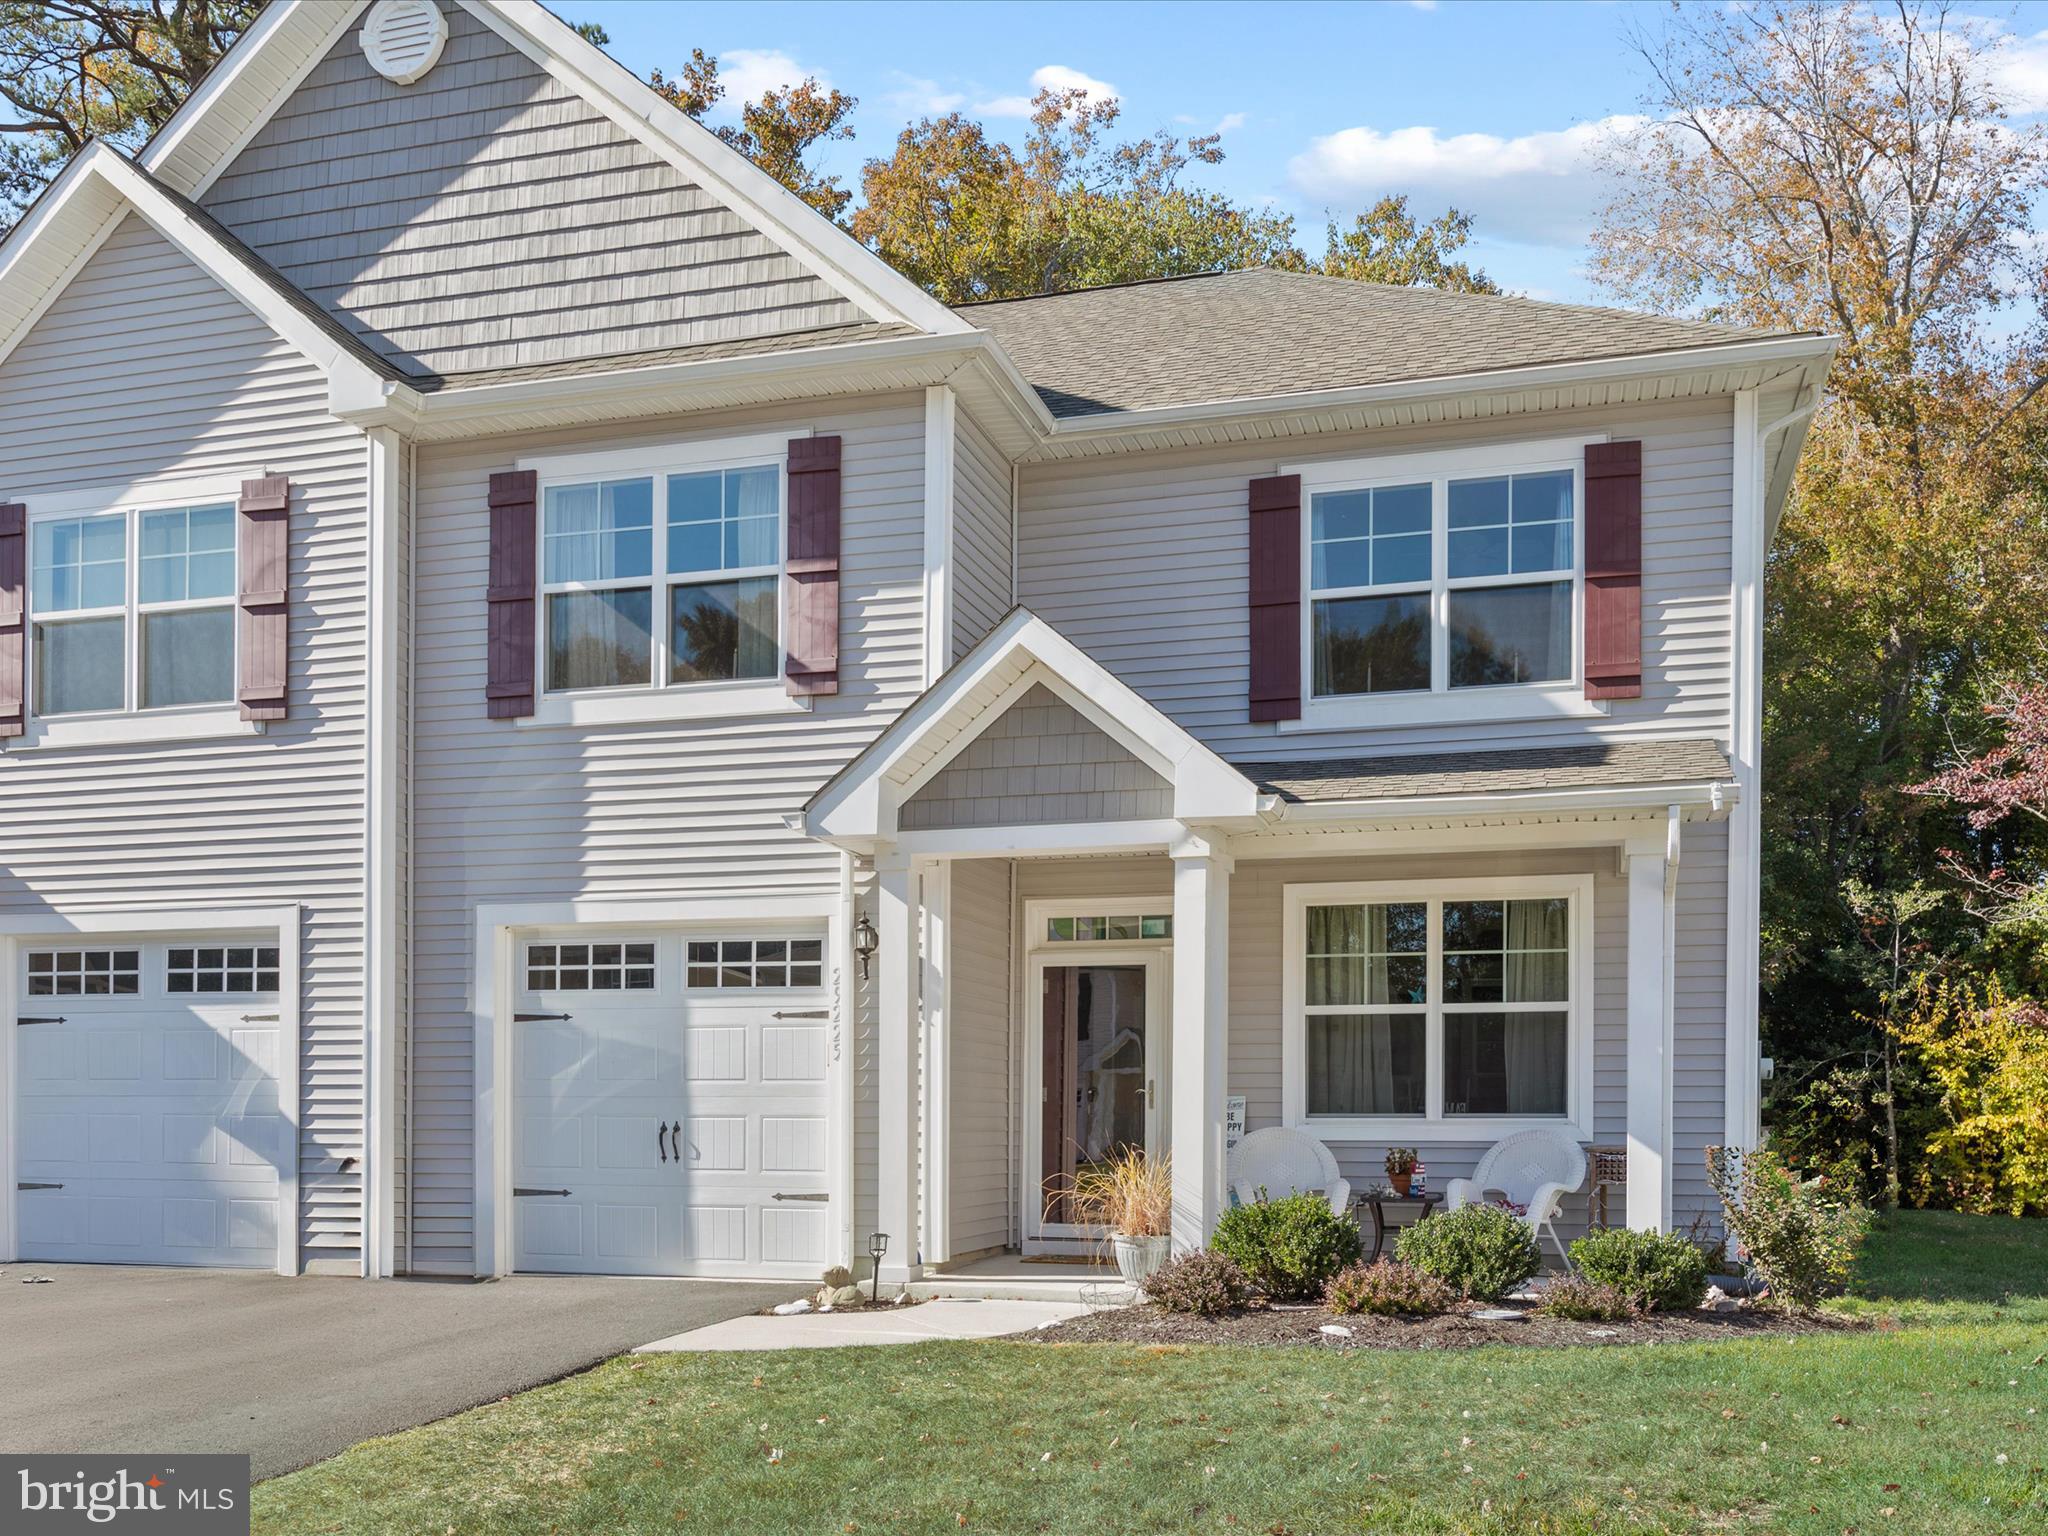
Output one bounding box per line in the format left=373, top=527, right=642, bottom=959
left=1021, top=1253, right=1106, bottom=1266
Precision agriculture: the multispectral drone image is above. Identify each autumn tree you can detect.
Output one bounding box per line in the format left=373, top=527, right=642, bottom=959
left=646, top=47, right=857, bottom=224
left=0, top=0, right=256, bottom=217
left=1310, top=197, right=1498, bottom=294
left=1593, top=1, right=2048, bottom=1122
left=855, top=87, right=1296, bottom=302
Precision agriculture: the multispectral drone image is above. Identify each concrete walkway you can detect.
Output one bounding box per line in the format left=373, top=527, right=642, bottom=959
left=638, top=1295, right=1091, bottom=1351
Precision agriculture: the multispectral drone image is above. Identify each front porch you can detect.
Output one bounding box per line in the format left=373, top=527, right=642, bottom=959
left=806, top=612, right=1744, bottom=1286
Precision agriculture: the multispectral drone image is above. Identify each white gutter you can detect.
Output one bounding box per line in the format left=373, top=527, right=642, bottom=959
left=1263, top=778, right=1737, bottom=825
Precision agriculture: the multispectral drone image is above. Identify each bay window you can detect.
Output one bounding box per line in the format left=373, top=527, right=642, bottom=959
left=1297, top=438, right=1590, bottom=717
left=30, top=502, right=236, bottom=718
left=1284, top=876, right=1592, bottom=1137
left=539, top=455, right=782, bottom=697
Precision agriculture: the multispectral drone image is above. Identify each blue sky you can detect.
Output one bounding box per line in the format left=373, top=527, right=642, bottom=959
left=569, top=0, right=2048, bottom=306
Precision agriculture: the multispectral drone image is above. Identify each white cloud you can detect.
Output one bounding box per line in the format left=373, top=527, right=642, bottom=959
left=713, top=48, right=829, bottom=114
left=976, top=63, right=1121, bottom=118
left=1983, top=27, right=2048, bottom=114
left=882, top=72, right=965, bottom=117
left=1213, top=111, right=1249, bottom=135
left=1287, top=116, right=1644, bottom=248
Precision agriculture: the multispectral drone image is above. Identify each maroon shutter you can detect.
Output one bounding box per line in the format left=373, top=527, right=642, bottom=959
left=0, top=503, right=24, bottom=738
left=237, top=476, right=291, bottom=722
left=1584, top=441, right=1643, bottom=700
left=784, top=435, right=841, bottom=697
left=486, top=470, right=539, bottom=719
left=1248, top=473, right=1302, bottom=722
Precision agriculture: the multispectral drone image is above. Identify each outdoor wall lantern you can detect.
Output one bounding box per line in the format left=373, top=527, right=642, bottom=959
left=867, top=1231, right=889, bottom=1301
left=853, top=911, right=879, bottom=979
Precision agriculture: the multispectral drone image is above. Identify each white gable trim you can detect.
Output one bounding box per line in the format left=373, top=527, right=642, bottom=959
left=0, top=143, right=391, bottom=404
left=805, top=608, right=1259, bottom=844
left=461, top=2, right=969, bottom=340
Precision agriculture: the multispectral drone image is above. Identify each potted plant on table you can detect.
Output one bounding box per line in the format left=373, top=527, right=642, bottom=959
left=1065, top=1147, right=1173, bottom=1285
left=1385, top=1146, right=1419, bottom=1197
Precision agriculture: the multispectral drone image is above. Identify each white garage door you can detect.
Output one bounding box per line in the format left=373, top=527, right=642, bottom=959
left=13, top=940, right=286, bottom=1269
left=514, top=932, right=834, bottom=1279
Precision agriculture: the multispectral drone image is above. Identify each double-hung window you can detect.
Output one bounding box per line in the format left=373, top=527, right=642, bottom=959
left=1300, top=438, right=1588, bottom=716
left=29, top=502, right=236, bottom=718
left=539, top=454, right=782, bottom=697
left=1285, top=876, right=1592, bottom=1137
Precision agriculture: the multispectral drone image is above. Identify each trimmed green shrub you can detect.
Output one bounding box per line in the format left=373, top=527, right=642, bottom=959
left=1569, top=1226, right=1710, bottom=1312
left=1211, top=1191, right=1362, bottom=1300
left=1536, top=1275, right=1638, bottom=1322
left=1143, top=1249, right=1251, bottom=1316
left=1394, top=1203, right=1540, bottom=1301
left=1324, top=1259, right=1454, bottom=1316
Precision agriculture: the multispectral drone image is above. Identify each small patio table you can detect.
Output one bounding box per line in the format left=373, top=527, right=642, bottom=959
left=1357, top=1191, right=1442, bottom=1262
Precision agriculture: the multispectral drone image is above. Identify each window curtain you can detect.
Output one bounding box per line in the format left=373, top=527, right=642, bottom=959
left=1503, top=899, right=1568, bottom=1113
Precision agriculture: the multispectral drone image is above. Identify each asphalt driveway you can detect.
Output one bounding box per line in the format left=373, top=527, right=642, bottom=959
left=0, top=1263, right=799, bottom=1478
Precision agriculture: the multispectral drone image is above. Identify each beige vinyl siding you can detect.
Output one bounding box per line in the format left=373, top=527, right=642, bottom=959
left=1016, top=399, right=1734, bottom=760
left=950, top=407, right=1013, bottom=661
left=408, top=394, right=925, bottom=1274
left=900, top=684, right=1171, bottom=831
left=947, top=858, right=1011, bottom=1255
left=0, top=215, right=370, bottom=1269
left=199, top=1, right=868, bottom=379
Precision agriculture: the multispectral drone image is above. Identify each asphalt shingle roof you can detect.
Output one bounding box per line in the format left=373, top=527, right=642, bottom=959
left=1235, top=739, right=1734, bottom=804
left=958, top=267, right=1798, bottom=420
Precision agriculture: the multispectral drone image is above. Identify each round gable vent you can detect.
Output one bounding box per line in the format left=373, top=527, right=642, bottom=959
left=361, top=0, right=448, bottom=86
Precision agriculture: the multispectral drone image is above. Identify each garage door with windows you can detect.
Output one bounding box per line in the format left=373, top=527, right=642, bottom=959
left=13, top=939, right=287, bottom=1268
left=513, top=931, right=834, bottom=1279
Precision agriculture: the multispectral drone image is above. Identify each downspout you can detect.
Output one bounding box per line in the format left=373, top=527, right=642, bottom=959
left=403, top=436, right=418, bottom=1278
left=837, top=849, right=858, bottom=1271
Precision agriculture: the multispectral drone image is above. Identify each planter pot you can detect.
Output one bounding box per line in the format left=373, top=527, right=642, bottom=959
left=1112, top=1233, right=1171, bottom=1287
left=1388, top=1172, right=1413, bottom=1196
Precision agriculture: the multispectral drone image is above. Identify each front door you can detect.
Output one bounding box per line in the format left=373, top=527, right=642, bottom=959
left=1034, top=956, right=1163, bottom=1233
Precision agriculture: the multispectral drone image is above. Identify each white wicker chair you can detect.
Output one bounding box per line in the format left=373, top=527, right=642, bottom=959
left=1445, top=1128, right=1587, bottom=1268
left=1227, top=1127, right=1352, bottom=1218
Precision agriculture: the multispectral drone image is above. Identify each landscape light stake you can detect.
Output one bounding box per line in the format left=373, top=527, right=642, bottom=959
left=868, top=1231, right=889, bottom=1302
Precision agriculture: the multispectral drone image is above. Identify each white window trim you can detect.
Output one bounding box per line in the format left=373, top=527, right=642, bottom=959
left=16, top=478, right=248, bottom=746
left=1281, top=874, right=1596, bottom=1143
left=1282, top=434, right=1611, bottom=733
left=518, top=431, right=810, bottom=726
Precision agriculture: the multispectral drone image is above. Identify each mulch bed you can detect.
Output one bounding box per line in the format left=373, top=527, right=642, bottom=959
left=1027, top=1296, right=1866, bottom=1351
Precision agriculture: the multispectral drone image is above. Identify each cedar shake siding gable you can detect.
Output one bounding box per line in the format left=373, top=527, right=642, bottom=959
left=197, top=0, right=872, bottom=379
left=898, top=683, right=1174, bottom=831
left=0, top=214, right=373, bottom=1270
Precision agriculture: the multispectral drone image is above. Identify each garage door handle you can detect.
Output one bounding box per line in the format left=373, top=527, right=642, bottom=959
left=771, top=1192, right=829, bottom=1202
left=773, top=1010, right=828, bottom=1019
left=657, top=1123, right=669, bottom=1163
left=513, top=1187, right=571, bottom=1197
left=17, top=1182, right=62, bottom=1191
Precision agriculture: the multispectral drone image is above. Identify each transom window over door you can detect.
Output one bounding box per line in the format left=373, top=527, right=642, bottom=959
left=1285, top=876, right=1592, bottom=1138
left=30, top=503, right=236, bottom=717
left=540, top=458, right=782, bottom=696
left=1301, top=440, right=1585, bottom=706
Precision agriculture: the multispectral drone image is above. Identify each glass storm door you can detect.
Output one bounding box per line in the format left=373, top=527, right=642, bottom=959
left=1039, top=963, right=1157, bottom=1227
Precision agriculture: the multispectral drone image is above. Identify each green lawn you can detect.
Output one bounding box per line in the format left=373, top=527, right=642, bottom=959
left=256, top=1212, right=2047, bottom=1536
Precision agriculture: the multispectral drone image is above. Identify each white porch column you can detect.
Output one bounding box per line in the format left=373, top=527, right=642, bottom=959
left=1625, top=827, right=1675, bottom=1231
left=1170, top=834, right=1232, bottom=1252
left=875, top=850, right=922, bottom=1282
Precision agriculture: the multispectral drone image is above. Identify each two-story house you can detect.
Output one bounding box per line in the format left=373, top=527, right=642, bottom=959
left=0, top=0, right=1832, bottom=1285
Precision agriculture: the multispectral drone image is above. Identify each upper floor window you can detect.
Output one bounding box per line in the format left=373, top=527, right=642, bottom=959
left=30, top=504, right=236, bottom=718
left=540, top=461, right=781, bottom=696
left=1303, top=444, right=1581, bottom=705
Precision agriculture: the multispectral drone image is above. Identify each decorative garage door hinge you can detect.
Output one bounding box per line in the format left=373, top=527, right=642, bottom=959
left=17, top=1182, right=62, bottom=1191
left=513, top=1187, right=571, bottom=1197
left=771, top=1192, right=829, bottom=1202
left=515, top=1012, right=572, bottom=1023
left=772, top=1009, right=828, bottom=1019
left=14, top=1015, right=65, bottom=1025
